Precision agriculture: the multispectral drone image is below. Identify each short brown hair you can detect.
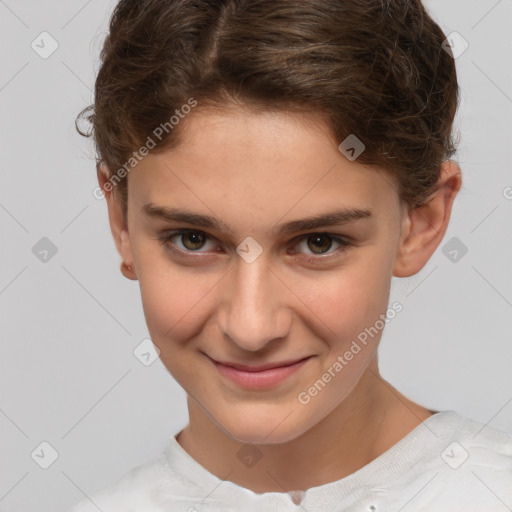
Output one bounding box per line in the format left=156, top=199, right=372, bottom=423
left=77, top=0, right=459, bottom=218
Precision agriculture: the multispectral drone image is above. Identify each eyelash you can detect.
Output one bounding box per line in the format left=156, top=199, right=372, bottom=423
left=156, top=229, right=353, bottom=264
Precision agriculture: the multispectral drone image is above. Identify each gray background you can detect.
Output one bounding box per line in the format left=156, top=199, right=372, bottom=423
left=0, top=0, right=511, bottom=510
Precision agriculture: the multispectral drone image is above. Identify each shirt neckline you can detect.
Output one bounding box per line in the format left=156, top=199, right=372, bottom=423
left=165, top=409, right=462, bottom=507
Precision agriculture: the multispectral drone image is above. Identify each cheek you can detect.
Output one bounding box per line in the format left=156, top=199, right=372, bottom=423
left=134, top=232, right=395, bottom=352
left=296, top=258, right=392, bottom=341
left=131, top=241, right=205, bottom=341
left=138, top=267, right=214, bottom=345
left=136, top=266, right=216, bottom=385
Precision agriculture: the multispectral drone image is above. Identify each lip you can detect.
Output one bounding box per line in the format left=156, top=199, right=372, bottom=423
left=210, top=356, right=311, bottom=390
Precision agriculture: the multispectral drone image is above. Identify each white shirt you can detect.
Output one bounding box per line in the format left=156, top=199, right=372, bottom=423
left=68, top=410, right=512, bottom=512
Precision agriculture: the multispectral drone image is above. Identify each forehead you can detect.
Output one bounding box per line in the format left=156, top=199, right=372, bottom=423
left=128, top=108, right=401, bottom=227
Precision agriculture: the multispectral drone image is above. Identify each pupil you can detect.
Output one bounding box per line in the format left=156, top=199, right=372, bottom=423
left=184, top=233, right=204, bottom=250
left=309, top=235, right=331, bottom=254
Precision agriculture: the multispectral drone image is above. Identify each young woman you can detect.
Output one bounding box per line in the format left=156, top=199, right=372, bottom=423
left=70, top=0, right=512, bottom=510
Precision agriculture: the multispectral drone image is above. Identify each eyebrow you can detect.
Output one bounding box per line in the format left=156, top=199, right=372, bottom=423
left=142, top=203, right=373, bottom=237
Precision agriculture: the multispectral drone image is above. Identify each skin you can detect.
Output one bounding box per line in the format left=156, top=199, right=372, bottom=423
left=99, top=106, right=461, bottom=494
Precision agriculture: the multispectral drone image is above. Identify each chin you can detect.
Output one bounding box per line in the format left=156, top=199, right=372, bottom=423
left=212, top=403, right=316, bottom=446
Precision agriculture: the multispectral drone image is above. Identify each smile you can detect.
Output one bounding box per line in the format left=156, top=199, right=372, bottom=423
left=210, top=357, right=312, bottom=390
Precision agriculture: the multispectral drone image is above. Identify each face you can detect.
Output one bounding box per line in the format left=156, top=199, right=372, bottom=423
left=122, top=108, right=408, bottom=444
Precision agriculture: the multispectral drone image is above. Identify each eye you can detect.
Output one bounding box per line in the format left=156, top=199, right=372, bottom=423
left=290, top=233, right=352, bottom=263
left=156, top=229, right=353, bottom=263
left=158, top=229, right=217, bottom=254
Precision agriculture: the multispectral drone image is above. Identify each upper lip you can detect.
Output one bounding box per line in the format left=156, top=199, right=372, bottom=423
left=210, top=356, right=311, bottom=372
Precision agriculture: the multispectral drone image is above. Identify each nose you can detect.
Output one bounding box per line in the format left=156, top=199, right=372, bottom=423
left=218, top=255, right=293, bottom=352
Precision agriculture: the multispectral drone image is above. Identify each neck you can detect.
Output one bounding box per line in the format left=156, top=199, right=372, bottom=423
left=176, top=360, right=433, bottom=494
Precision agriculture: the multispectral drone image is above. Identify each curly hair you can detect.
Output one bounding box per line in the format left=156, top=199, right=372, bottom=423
left=77, top=0, right=459, bottom=219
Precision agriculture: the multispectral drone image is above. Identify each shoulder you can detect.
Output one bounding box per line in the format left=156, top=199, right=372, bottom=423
left=67, top=454, right=174, bottom=512
left=449, top=414, right=512, bottom=467
left=422, top=410, right=512, bottom=476
left=412, top=412, right=512, bottom=509
left=65, top=435, right=234, bottom=512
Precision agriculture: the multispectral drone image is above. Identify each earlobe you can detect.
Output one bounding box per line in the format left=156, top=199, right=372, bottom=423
left=119, top=231, right=137, bottom=280
left=97, top=163, right=137, bottom=280
left=120, top=261, right=137, bottom=280
left=393, top=160, right=462, bottom=278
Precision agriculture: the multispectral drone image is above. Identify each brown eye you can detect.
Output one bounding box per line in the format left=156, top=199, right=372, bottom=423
left=157, top=229, right=352, bottom=264
left=306, top=234, right=333, bottom=255
left=291, top=233, right=353, bottom=264
left=181, top=232, right=207, bottom=251
left=158, top=230, right=216, bottom=254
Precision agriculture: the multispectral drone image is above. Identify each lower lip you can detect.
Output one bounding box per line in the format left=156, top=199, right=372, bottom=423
left=212, top=358, right=310, bottom=390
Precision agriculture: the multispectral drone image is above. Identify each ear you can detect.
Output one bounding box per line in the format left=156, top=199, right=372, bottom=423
left=97, top=163, right=137, bottom=280
left=393, top=160, right=462, bottom=277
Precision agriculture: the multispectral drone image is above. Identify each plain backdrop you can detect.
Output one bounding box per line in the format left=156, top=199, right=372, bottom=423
left=0, top=1, right=511, bottom=510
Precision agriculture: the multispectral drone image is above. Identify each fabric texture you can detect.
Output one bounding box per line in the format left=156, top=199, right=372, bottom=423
left=67, top=410, right=512, bottom=512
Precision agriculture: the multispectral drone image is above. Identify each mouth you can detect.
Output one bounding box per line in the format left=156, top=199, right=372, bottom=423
left=209, top=356, right=312, bottom=390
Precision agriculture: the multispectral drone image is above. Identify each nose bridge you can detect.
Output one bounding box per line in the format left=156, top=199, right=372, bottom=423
left=221, top=255, right=291, bottom=351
